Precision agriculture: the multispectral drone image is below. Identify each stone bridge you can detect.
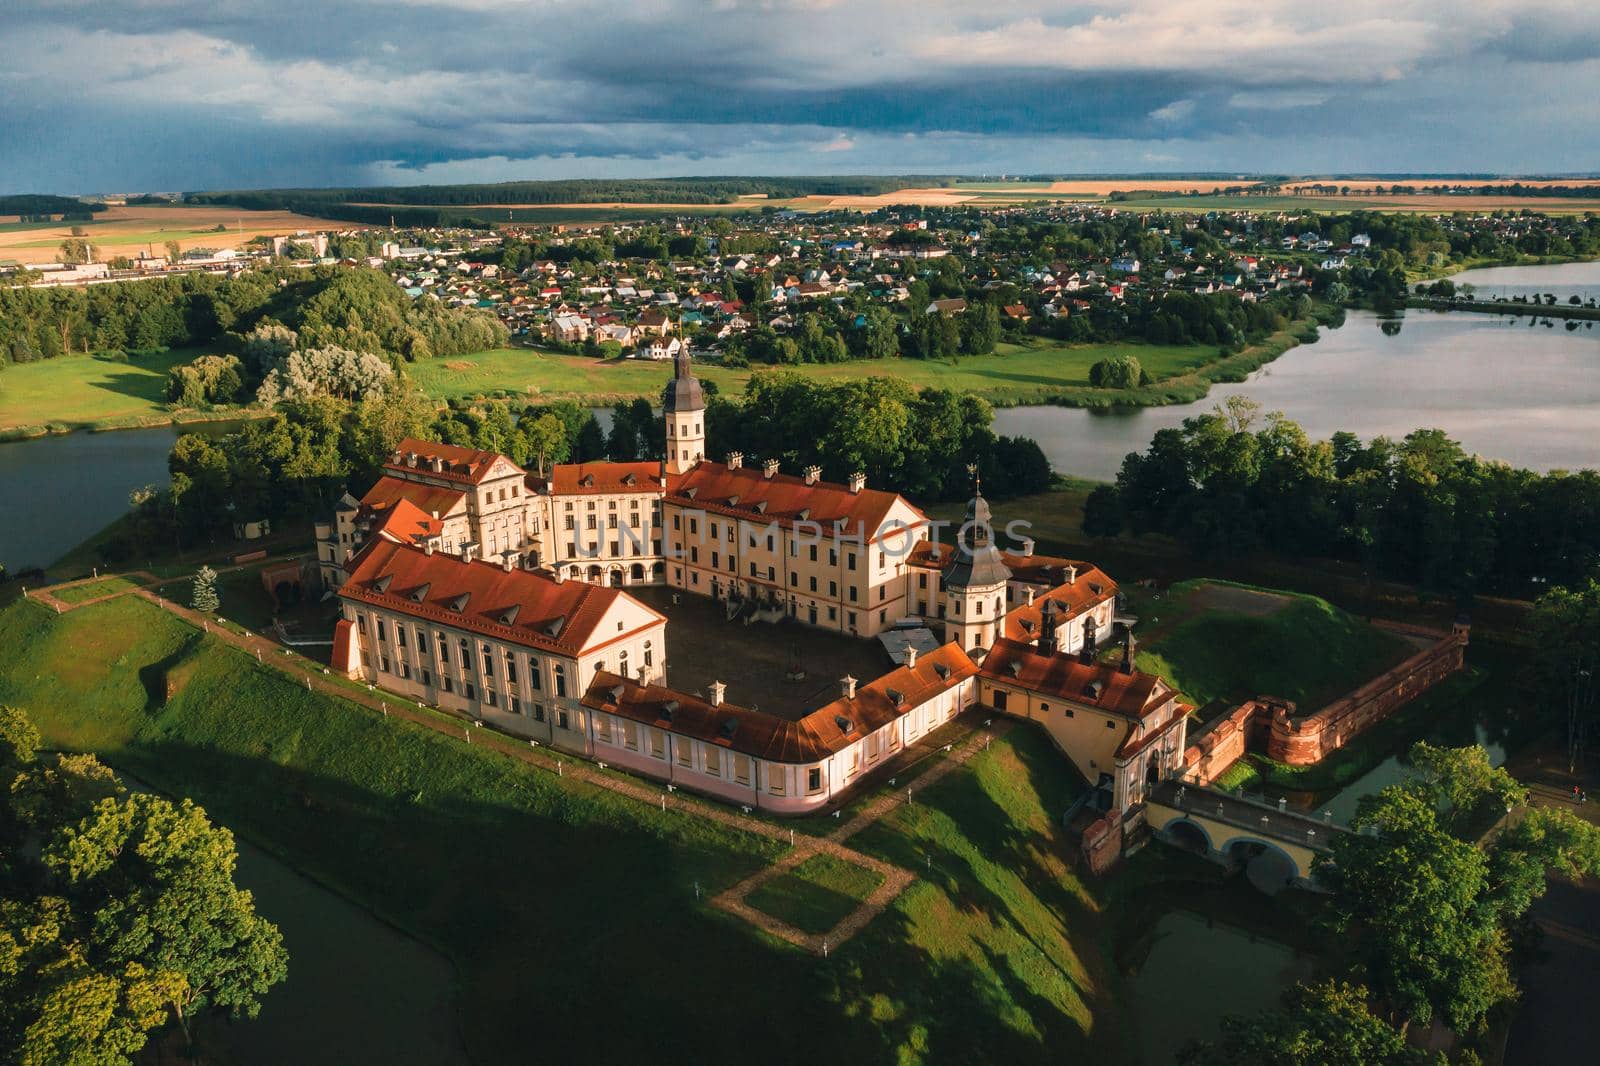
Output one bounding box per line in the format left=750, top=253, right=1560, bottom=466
left=1144, top=780, right=1347, bottom=890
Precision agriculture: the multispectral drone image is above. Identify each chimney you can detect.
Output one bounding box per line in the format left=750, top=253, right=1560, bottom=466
left=425, top=541, right=435, bottom=556
left=763, top=458, right=779, bottom=479
left=501, top=554, right=515, bottom=572
left=553, top=567, right=566, bottom=584
left=803, top=464, right=821, bottom=485
left=1021, top=537, right=1035, bottom=557
left=1038, top=598, right=1059, bottom=656
left=840, top=674, right=858, bottom=699
left=1080, top=615, right=1097, bottom=664
left=708, top=680, right=726, bottom=707
left=461, top=543, right=476, bottom=564
left=903, top=645, right=918, bottom=669
left=726, top=451, right=743, bottom=470
left=406, top=451, right=419, bottom=468
left=1025, top=588, right=1036, bottom=606
left=1120, top=624, right=1137, bottom=675
left=1065, top=564, right=1077, bottom=584
left=847, top=472, right=865, bottom=494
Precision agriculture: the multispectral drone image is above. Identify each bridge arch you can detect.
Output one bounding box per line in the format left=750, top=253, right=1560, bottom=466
left=1160, top=817, right=1214, bottom=856
left=1218, top=836, right=1304, bottom=893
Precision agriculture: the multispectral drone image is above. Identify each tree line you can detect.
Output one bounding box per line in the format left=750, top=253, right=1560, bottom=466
left=1084, top=399, right=1600, bottom=599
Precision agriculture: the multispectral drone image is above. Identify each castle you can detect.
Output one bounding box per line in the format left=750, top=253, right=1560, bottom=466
left=321, top=351, right=1189, bottom=815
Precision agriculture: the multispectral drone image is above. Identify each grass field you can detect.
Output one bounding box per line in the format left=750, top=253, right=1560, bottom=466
left=0, top=593, right=1134, bottom=1064
left=0, top=346, right=245, bottom=436
left=409, top=337, right=1230, bottom=408
left=746, top=854, right=885, bottom=934
left=1129, top=579, right=1411, bottom=716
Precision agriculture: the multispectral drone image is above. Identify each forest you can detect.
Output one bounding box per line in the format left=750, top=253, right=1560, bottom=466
left=1084, top=398, right=1600, bottom=599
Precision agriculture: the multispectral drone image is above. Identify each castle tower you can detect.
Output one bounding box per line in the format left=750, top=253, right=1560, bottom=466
left=662, top=349, right=705, bottom=474
left=942, top=470, right=1012, bottom=653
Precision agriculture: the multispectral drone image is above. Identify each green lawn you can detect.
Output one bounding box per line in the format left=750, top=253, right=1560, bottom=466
left=50, top=574, right=144, bottom=603
left=1131, top=579, right=1411, bottom=715
left=0, top=594, right=1132, bottom=1064
left=408, top=338, right=1220, bottom=408
left=0, top=347, right=229, bottom=435
left=746, top=853, right=885, bottom=934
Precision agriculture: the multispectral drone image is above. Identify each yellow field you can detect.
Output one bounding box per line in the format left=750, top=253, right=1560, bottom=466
left=0, top=203, right=346, bottom=264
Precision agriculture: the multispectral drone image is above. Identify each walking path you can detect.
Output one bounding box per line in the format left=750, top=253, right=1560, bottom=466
left=26, top=574, right=1014, bottom=954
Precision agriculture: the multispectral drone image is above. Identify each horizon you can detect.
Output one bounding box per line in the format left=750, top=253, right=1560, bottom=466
left=5, top=2, right=1600, bottom=192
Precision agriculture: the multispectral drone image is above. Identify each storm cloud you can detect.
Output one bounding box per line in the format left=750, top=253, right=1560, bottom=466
left=1, top=1, right=1597, bottom=190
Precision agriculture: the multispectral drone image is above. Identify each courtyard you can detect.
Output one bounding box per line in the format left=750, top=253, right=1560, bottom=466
left=631, top=586, right=897, bottom=721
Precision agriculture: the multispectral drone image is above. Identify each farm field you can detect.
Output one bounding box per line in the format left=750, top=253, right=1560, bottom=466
left=0, top=591, right=1134, bottom=1064
left=0, top=203, right=337, bottom=264
left=407, top=339, right=1220, bottom=407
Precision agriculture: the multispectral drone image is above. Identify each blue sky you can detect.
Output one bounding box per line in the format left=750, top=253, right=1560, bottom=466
left=2, top=1, right=1598, bottom=192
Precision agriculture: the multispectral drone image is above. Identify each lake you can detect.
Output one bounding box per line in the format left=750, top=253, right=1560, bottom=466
left=0, top=421, right=244, bottom=573
left=993, top=306, right=1600, bottom=482
left=1449, top=260, right=1600, bottom=303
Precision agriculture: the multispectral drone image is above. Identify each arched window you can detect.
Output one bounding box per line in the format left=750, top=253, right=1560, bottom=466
left=553, top=664, right=567, bottom=698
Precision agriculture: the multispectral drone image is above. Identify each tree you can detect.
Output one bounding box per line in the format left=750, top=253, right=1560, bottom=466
left=57, top=239, right=93, bottom=265
left=240, top=321, right=298, bottom=376
left=523, top=413, right=568, bottom=475
left=1, top=709, right=285, bottom=1063
left=1180, top=980, right=1424, bottom=1066
left=256, top=346, right=394, bottom=405
left=190, top=566, right=220, bottom=614
left=1088, top=354, right=1146, bottom=389
left=1320, top=786, right=1510, bottom=1031
left=1081, top=484, right=1125, bottom=538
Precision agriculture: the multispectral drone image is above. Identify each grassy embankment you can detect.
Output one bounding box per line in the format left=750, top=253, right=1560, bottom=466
left=1126, top=579, right=1412, bottom=720
left=0, top=592, right=1134, bottom=1065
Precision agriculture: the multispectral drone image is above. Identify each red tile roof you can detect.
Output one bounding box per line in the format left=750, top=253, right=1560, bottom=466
left=360, top=476, right=467, bottom=521
left=980, top=638, right=1171, bottom=720
left=581, top=641, right=974, bottom=765
left=339, top=540, right=662, bottom=656
left=531, top=461, right=668, bottom=496
left=669, top=461, right=924, bottom=543
left=384, top=438, right=522, bottom=485
left=370, top=498, right=444, bottom=549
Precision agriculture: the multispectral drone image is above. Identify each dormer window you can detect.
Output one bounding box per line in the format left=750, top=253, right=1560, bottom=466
left=408, top=583, right=430, bottom=603
left=448, top=593, right=470, bottom=613
left=372, top=575, right=394, bottom=595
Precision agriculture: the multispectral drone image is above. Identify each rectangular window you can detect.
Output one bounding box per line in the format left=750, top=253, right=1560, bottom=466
left=676, top=739, right=693, bottom=768
left=421, top=669, right=432, bottom=686
left=506, top=659, right=517, bottom=684
left=465, top=682, right=477, bottom=701
left=485, top=689, right=497, bottom=708
left=379, top=655, right=390, bottom=673
left=510, top=696, right=521, bottom=715
left=733, top=754, right=752, bottom=786
left=376, top=620, right=388, bottom=640
left=397, top=627, right=407, bottom=648
left=417, top=631, right=429, bottom=654
left=557, top=710, right=570, bottom=730
left=624, top=721, right=639, bottom=750
left=442, top=676, right=453, bottom=693
left=768, top=767, right=786, bottom=796
left=481, top=645, right=495, bottom=677
left=533, top=703, right=545, bottom=722
left=596, top=717, right=613, bottom=743
left=649, top=731, right=666, bottom=759
left=808, top=768, right=823, bottom=793
left=704, top=748, right=721, bottom=777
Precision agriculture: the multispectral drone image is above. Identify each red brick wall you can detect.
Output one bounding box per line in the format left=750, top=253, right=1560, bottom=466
left=1266, top=624, right=1467, bottom=766
left=1081, top=813, right=1124, bottom=876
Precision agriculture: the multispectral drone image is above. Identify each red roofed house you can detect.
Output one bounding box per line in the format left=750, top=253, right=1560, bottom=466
left=334, top=539, right=666, bottom=746
left=977, top=614, right=1189, bottom=813
left=581, top=641, right=976, bottom=812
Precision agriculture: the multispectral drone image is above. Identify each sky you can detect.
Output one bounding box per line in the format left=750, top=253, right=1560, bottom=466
left=2, top=1, right=1599, bottom=193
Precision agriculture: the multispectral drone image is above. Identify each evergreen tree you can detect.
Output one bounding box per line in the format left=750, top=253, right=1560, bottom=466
left=190, top=566, right=220, bottom=614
